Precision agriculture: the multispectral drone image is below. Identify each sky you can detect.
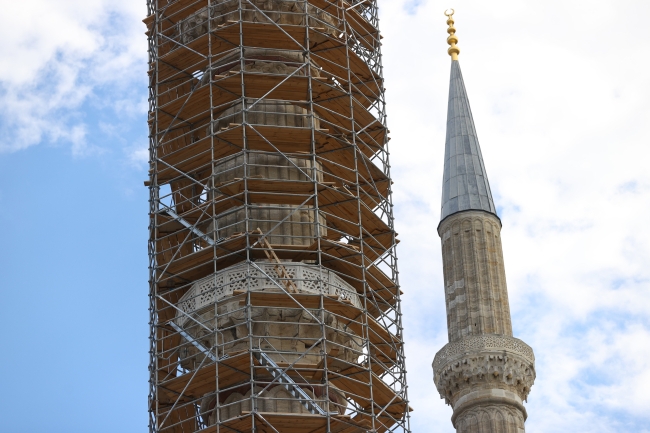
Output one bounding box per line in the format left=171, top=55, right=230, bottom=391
left=0, top=0, right=649, bottom=432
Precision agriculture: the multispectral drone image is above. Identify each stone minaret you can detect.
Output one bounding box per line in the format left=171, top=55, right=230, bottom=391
left=432, top=10, right=536, bottom=433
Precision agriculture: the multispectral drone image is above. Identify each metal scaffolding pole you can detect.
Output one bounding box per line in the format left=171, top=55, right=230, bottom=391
left=145, top=1, right=411, bottom=432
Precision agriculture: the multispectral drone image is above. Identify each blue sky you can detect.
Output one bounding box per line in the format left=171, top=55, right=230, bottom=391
left=0, top=147, right=148, bottom=430
left=1, top=0, right=649, bottom=432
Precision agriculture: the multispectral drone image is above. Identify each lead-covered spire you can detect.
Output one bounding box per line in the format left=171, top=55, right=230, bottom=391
left=440, top=47, right=497, bottom=221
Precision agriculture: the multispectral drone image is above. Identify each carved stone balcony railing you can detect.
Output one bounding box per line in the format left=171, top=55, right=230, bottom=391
left=175, top=260, right=362, bottom=326
left=433, top=334, right=536, bottom=405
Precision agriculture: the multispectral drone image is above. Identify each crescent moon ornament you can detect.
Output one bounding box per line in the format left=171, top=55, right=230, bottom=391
left=444, top=9, right=459, bottom=60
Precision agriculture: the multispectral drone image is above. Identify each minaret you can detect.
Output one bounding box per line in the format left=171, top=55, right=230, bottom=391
left=432, top=10, right=536, bottom=433
left=145, top=1, right=410, bottom=432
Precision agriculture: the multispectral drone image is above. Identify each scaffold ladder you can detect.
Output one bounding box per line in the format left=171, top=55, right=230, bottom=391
left=252, top=349, right=335, bottom=416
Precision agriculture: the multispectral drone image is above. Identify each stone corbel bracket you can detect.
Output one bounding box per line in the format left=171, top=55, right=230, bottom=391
left=432, top=335, right=536, bottom=406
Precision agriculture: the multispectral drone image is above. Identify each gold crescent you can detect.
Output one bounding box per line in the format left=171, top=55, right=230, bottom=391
left=444, top=8, right=455, bottom=18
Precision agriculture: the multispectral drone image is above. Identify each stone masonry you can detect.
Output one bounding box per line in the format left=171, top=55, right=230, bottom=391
left=433, top=210, right=536, bottom=433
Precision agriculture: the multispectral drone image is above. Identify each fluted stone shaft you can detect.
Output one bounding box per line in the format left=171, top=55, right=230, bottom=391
left=454, top=404, right=525, bottom=433
left=439, top=210, right=512, bottom=342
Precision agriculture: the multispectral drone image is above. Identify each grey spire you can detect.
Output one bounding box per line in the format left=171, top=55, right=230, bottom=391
left=440, top=61, right=497, bottom=222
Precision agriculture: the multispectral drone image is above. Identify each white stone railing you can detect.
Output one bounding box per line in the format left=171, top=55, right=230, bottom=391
left=175, top=262, right=361, bottom=326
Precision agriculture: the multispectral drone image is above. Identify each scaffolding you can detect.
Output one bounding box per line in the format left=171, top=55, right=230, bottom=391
left=145, top=1, right=411, bottom=432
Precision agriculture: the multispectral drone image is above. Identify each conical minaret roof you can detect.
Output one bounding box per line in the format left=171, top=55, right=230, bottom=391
left=440, top=60, right=497, bottom=222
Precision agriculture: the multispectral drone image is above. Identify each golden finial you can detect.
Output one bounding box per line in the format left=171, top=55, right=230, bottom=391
left=445, top=9, right=460, bottom=60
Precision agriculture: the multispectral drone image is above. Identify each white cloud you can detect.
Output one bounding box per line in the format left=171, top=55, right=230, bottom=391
left=126, top=143, right=150, bottom=168
left=381, top=0, right=650, bottom=431
left=0, top=0, right=147, bottom=154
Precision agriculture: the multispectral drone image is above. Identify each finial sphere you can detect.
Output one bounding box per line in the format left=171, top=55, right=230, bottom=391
left=445, top=9, right=459, bottom=60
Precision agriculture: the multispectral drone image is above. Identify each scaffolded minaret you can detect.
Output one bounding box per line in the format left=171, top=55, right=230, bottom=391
left=432, top=11, right=536, bottom=433
left=145, top=1, right=410, bottom=432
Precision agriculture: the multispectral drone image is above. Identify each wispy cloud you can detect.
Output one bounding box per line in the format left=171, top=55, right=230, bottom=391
left=381, top=0, right=650, bottom=431
left=0, top=0, right=146, bottom=155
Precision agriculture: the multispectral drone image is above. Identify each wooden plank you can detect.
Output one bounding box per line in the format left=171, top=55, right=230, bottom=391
left=157, top=352, right=252, bottom=404
left=154, top=142, right=239, bottom=184
left=155, top=230, right=399, bottom=307
left=160, top=231, right=256, bottom=281
left=309, top=0, right=379, bottom=44
left=157, top=403, right=198, bottom=433
left=242, top=411, right=367, bottom=433
left=239, top=125, right=322, bottom=152
left=150, top=20, right=381, bottom=96
left=259, top=238, right=398, bottom=305
left=154, top=74, right=307, bottom=131
left=310, top=93, right=383, bottom=139
left=317, top=149, right=390, bottom=207
left=328, top=365, right=407, bottom=416
left=307, top=34, right=375, bottom=81
left=351, top=412, right=399, bottom=433
left=154, top=125, right=388, bottom=191
left=317, top=186, right=394, bottom=249
left=155, top=85, right=219, bottom=131
left=154, top=124, right=328, bottom=182
left=145, top=0, right=380, bottom=51
left=144, top=0, right=207, bottom=28
left=237, top=291, right=401, bottom=362
left=153, top=71, right=381, bottom=134
left=159, top=177, right=390, bottom=243
left=155, top=34, right=220, bottom=82
left=313, top=240, right=400, bottom=304
left=208, top=179, right=394, bottom=254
